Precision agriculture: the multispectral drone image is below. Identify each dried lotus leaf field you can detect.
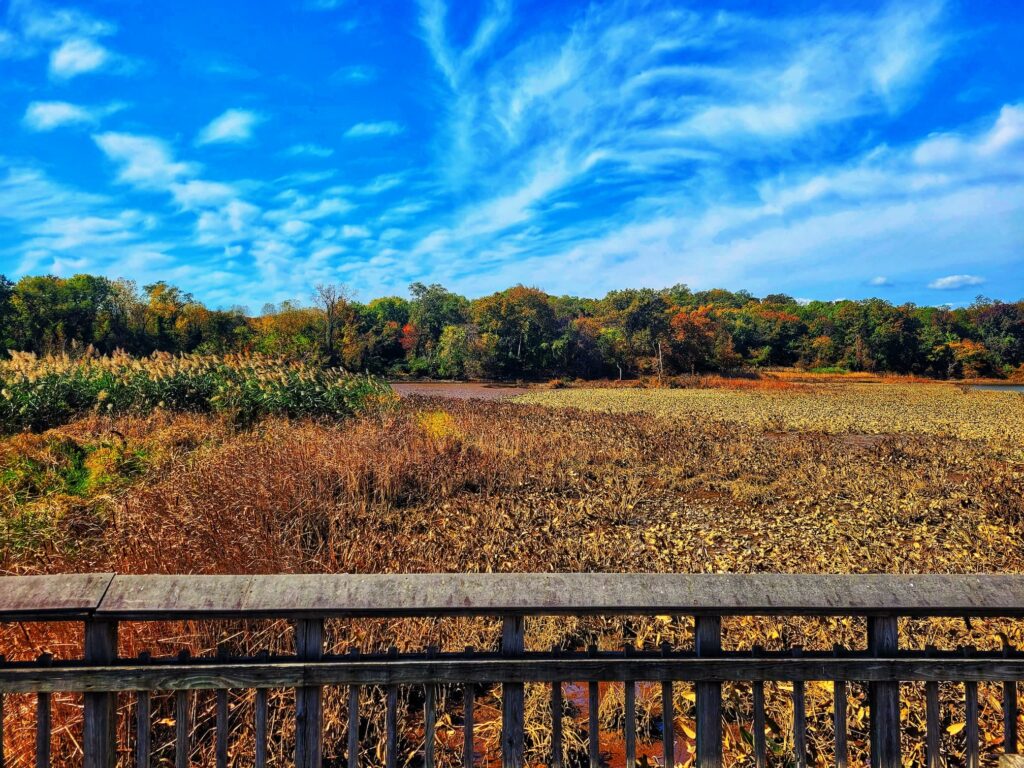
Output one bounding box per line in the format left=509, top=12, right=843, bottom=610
left=515, top=381, right=1024, bottom=450
left=0, top=377, right=1023, bottom=765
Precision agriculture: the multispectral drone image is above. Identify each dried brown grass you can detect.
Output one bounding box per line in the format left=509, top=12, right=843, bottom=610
left=1, top=395, right=1023, bottom=765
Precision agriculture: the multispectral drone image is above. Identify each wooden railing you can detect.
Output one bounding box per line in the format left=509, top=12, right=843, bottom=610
left=1, top=573, right=1023, bottom=767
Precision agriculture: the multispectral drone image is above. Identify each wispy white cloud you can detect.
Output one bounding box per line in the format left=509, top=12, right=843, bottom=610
left=4, top=0, right=1020, bottom=308
left=928, top=274, right=985, bottom=290
left=392, top=0, right=1022, bottom=303
left=0, top=28, right=17, bottom=57
left=15, top=4, right=115, bottom=42
left=24, top=100, right=97, bottom=130
left=416, top=0, right=511, bottom=89
left=344, top=121, right=404, bottom=138
left=49, top=36, right=110, bottom=78
left=341, top=224, right=370, bottom=238
left=93, top=132, right=196, bottom=189
left=332, top=64, right=375, bottom=83
left=30, top=211, right=152, bottom=251
left=284, top=143, right=334, bottom=158
left=197, top=109, right=265, bottom=145
left=168, top=180, right=238, bottom=210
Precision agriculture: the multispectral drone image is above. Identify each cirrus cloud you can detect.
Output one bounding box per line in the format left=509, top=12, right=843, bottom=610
left=197, top=109, right=265, bottom=145
left=344, top=121, right=404, bottom=138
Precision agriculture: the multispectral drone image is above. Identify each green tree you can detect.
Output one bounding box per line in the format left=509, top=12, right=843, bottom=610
left=471, top=286, right=560, bottom=377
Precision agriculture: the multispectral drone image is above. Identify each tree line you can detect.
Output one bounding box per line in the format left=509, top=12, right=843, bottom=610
left=2, top=273, right=1023, bottom=379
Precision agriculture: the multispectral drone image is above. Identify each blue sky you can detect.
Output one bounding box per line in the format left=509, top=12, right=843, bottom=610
left=1, top=0, right=1023, bottom=310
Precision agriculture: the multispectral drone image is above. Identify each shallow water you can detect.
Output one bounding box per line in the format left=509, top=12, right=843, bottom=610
left=968, top=384, right=1024, bottom=393
left=390, top=381, right=531, bottom=400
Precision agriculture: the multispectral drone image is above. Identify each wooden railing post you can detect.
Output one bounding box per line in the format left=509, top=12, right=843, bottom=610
left=295, top=619, right=324, bottom=768
left=694, top=615, right=722, bottom=768
left=501, top=615, right=525, bottom=768
left=868, top=616, right=900, bottom=768
left=83, top=620, right=117, bottom=768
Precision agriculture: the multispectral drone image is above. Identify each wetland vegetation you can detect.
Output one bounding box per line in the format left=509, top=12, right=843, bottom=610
left=1, top=357, right=1021, bottom=765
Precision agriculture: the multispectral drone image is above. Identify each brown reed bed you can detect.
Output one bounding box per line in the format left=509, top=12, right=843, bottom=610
left=1, top=391, right=1022, bottom=765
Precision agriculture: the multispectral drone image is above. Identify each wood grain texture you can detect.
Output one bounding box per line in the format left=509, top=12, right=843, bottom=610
left=464, top=684, right=475, bottom=768
left=0, top=574, right=113, bottom=621
left=2, top=656, right=1024, bottom=692
left=385, top=684, right=398, bottom=768
left=868, top=617, right=900, bottom=768
left=35, top=692, right=49, bottom=768
left=793, top=678, right=806, bottom=768
left=501, top=617, right=525, bottom=768
left=624, top=680, right=636, bottom=768
left=295, top=619, right=323, bottom=768
left=588, top=680, right=600, bottom=768
left=661, top=680, right=675, bottom=768
left=752, top=680, right=766, bottom=768
left=347, top=684, right=359, bottom=768
left=83, top=621, right=117, bottom=768
left=0, top=689, right=6, bottom=768
left=966, top=680, right=980, bottom=768
left=135, top=690, right=150, bottom=768
left=925, top=680, right=941, bottom=768
left=90, top=573, right=1024, bottom=619
left=551, top=681, right=562, bottom=768
left=424, top=683, right=436, bottom=768
left=175, top=690, right=189, bottom=768
left=215, top=689, right=228, bottom=768
left=1006, top=678, right=1019, bottom=754
left=833, top=679, right=847, bottom=768
left=695, top=616, right=722, bottom=768
left=254, top=688, right=267, bottom=768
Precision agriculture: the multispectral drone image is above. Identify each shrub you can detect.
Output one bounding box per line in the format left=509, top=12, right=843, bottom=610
left=0, top=351, right=396, bottom=433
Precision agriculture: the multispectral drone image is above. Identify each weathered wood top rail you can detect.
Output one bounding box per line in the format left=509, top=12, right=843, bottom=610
left=3, top=572, right=1024, bottom=620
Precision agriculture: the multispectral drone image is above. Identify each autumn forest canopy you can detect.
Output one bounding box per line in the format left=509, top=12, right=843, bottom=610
left=3, top=273, right=1024, bottom=380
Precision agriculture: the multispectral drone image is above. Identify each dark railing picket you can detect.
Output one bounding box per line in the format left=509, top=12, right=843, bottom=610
left=660, top=642, right=675, bottom=768
left=295, top=619, right=324, bottom=768
left=385, top=675, right=399, bottom=768
left=216, top=688, right=228, bottom=768
left=792, top=647, right=807, bottom=768
left=833, top=684, right=847, bottom=767
left=551, top=677, right=563, bottom=768
left=501, top=617, right=525, bottom=768
left=660, top=683, right=675, bottom=768
left=175, top=689, right=190, bottom=768
left=83, top=621, right=117, bottom=768
left=35, top=689, right=50, bottom=768
left=0, top=663, right=5, bottom=768
left=424, top=678, right=437, bottom=768
left=832, top=645, right=847, bottom=768
left=1006, top=643, right=1020, bottom=754
left=868, top=616, right=900, bottom=768
left=254, top=686, right=268, bottom=768
left=588, top=677, right=600, bottom=768
left=694, top=615, right=722, bottom=768
left=135, top=651, right=152, bottom=768
left=965, top=664, right=980, bottom=768
left=347, top=652, right=360, bottom=768
left=464, top=679, right=476, bottom=768
left=924, top=645, right=941, bottom=768
left=135, top=689, right=150, bottom=768
left=624, top=676, right=637, bottom=768
left=751, top=646, right=767, bottom=768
